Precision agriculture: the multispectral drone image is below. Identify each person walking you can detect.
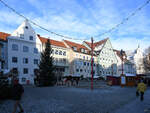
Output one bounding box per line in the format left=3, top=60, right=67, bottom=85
left=12, top=78, right=24, bottom=113
left=136, top=79, right=147, bottom=101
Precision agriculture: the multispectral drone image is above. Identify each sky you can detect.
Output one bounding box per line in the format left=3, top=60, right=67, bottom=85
left=0, top=0, right=150, bottom=51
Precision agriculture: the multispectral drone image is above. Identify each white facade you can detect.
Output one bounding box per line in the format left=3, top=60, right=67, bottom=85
left=126, top=46, right=145, bottom=75
left=7, top=20, right=42, bottom=84
left=50, top=45, right=69, bottom=76
left=73, top=53, right=97, bottom=78
left=134, top=46, right=145, bottom=74
left=1, top=20, right=144, bottom=84
left=114, top=50, right=136, bottom=76
left=83, top=39, right=118, bottom=78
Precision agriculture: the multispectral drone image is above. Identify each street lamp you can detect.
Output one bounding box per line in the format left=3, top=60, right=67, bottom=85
left=91, top=37, right=94, bottom=90
left=120, top=49, right=124, bottom=75
left=120, top=49, right=126, bottom=87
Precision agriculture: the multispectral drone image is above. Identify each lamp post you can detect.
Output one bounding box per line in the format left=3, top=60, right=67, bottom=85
left=120, top=49, right=124, bottom=75
left=120, top=49, right=126, bottom=86
left=91, top=37, right=94, bottom=90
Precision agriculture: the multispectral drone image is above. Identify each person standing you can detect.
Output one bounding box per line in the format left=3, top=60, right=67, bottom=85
left=136, top=79, right=147, bottom=101
left=12, top=78, right=24, bottom=113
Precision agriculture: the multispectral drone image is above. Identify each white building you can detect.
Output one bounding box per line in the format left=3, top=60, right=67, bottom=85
left=38, top=35, right=70, bottom=77
left=0, top=20, right=142, bottom=84
left=7, top=20, right=42, bottom=84
left=114, top=50, right=136, bottom=76
left=83, top=38, right=118, bottom=78
left=126, top=45, right=145, bottom=75
left=63, top=40, right=98, bottom=78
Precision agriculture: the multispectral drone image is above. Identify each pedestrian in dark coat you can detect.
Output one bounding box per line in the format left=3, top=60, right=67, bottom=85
left=12, top=79, right=24, bottom=113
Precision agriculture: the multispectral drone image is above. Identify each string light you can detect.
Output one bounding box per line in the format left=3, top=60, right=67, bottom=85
left=0, top=0, right=89, bottom=41
left=0, top=0, right=150, bottom=39
left=94, top=0, right=150, bottom=38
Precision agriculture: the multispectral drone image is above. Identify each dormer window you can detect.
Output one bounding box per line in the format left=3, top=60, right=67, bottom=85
left=72, top=46, right=77, bottom=51
left=80, top=48, right=85, bottom=53
left=25, top=26, right=28, bottom=29
left=29, top=36, right=33, bottom=40
left=85, top=50, right=87, bottom=53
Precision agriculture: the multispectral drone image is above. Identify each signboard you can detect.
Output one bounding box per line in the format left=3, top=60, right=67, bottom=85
left=121, top=76, right=126, bottom=85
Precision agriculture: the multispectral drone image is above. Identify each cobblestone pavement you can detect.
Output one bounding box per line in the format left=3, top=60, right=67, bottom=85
left=0, top=84, right=144, bottom=113
left=113, top=88, right=150, bottom=113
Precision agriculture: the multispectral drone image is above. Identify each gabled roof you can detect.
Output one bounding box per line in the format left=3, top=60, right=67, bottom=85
left=84, top=38, right=108, bottom=49
left=114, top=49, right=128, bottom=62
left=0, top=32, right=10, bottom=41
left=63, top=40, right=90, bottom=54
left=37, top=34, right=67, bottom=48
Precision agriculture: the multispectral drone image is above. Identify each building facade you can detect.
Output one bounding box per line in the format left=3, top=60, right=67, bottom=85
left=126, top=46, right=145, bottom=75
left=0, top=32, right=9, bottom=71
left=83, top=38, right=118, bottom=78
left=38, top=35, right=70, bottom=77
left=0, top=20, right=144, bottom=84
left=114, top=50, right=136, bottom=76
left=7, top=20, right=42, bottom=84
left=63, top=40, right=98, bottom=78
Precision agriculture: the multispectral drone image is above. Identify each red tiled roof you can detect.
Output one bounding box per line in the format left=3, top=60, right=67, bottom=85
left=63, top=40, right=90, bottom=54
left=37, top=34, right=67, bottom=48
left=84, top=38, right=108, bottom=49
left=0, top=32, right=10, bottom=41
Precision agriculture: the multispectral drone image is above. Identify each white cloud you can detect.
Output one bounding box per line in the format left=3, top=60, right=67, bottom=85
left=0, top=0, right=150, bottom=51
left=111, top=36, right=150, bottom=51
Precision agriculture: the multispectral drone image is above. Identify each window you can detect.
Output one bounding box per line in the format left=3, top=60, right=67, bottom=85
left=72, top=46, right=77, bottom=51
left=81, top=48, right=85, bottom=53
left=23, top=68, right=28, bottom=74
left=61, top=68, right=65, bottom=72
left=87, top=63, right=89, bottom=66
left=12, top=44, right=18, bottom=51
left=34, top=69, right=38, bottom=75
left=20, top=34, right=24, bottom=39
left=51, top=49, right=54, bottom=54
left=22, top=78, right=26, bottom=82
left=84, top=62, right=86, bottom=66
left=34, top=59, right=38, bottom=64
left=99, top=71, right=102, bottom=74
left=63, top=51, right=66, bottom=56
left=25, top=26, right=28, bottom=29
left=76, top=69, right=79, bottom=72
left=12, top=68, right=18, bottom=74
left=63, top=58, right=66, bottom=63
left=29, top=36, right=33, bottom=40
left=59, top=50, right=62, bottom=55
left=80, top=69, right=83, bottom=72
left=12, top=57, right=18, bottom=63
left=55, top=50, right=58, bottom=54
left=23, top=58, right=28, bottom=64
left=85, top=50, right=87, bottom=53
left=93, top=71, right=95, bottom=74
left=34, top=48, right=38, bottom=54
left=23, top=46, right=29, bottom=52
left=83, top=56, right=85, bottom=59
